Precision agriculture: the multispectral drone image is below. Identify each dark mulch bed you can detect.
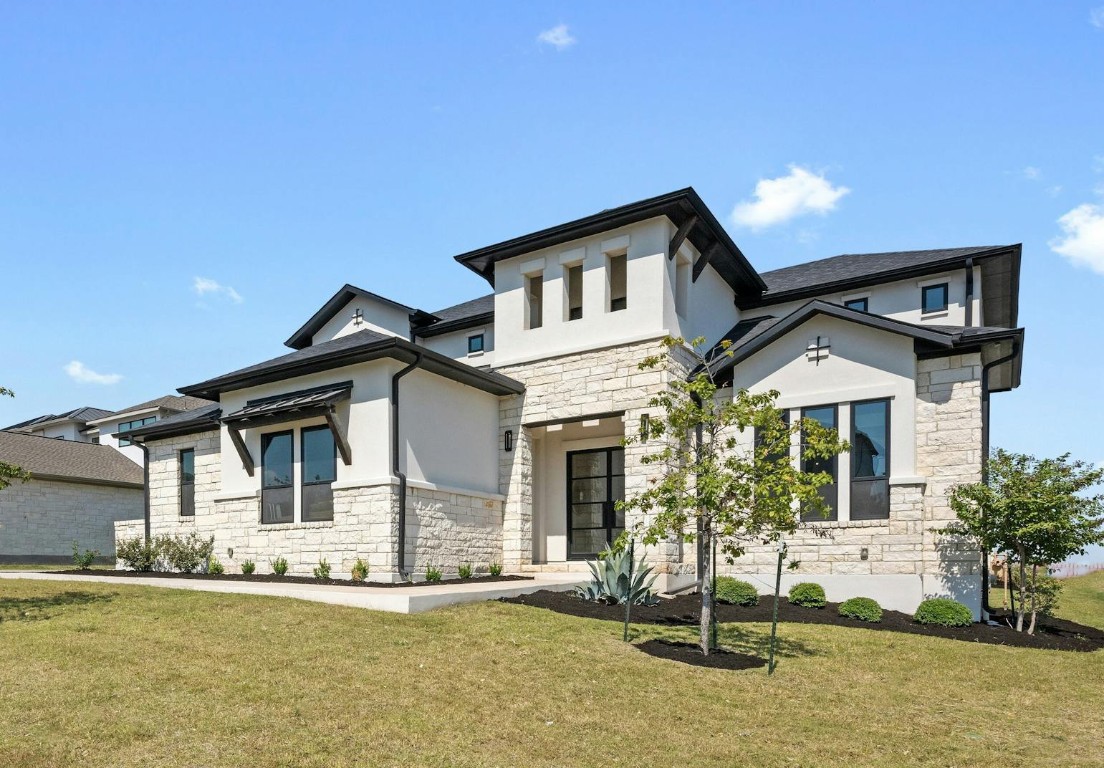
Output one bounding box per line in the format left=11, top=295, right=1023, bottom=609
left=49, top=570, right=531, bottom=589
left=636, top=639, right=766, bottom=670
left=501, top=590, right=1104, bottom=653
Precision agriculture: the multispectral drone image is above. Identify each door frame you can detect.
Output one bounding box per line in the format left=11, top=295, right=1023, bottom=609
left=565, top=446, right=625, bottom=560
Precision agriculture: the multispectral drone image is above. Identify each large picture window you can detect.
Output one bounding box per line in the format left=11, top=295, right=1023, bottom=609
left=179, top=448, right=195, bottom=517
left=261, top=430, right=294, bottom=524
left=851, top=399, right=890, bottom=520
left=301, top=425, right=336, bottom=522
left=801, top=405, right=838, bottom=521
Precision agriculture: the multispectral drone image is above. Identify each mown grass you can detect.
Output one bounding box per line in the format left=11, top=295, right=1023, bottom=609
left=0, top=574, right=1101, bottom=767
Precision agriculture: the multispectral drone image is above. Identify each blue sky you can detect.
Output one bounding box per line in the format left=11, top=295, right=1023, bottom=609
left=2, top=4, right=1103, bottom=493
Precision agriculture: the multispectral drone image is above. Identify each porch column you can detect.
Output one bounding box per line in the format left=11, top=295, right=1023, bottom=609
left=500, top=395, right=533, bottom=569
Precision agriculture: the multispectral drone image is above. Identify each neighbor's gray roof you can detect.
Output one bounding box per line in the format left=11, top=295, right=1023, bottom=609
left=118, top=403, right=223, bottom=442
left=91, top=395, right=214, bottom=422
left=415, top=294, right=495, bottom=337
left=4, top=406, right=113, bottom=431
left=750, top=246, right=1011, bottom=305
left=0, top=431, right=144, bottom=487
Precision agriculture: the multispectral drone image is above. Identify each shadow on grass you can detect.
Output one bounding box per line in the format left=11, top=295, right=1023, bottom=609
left=0, top=591, right=115, bottom=623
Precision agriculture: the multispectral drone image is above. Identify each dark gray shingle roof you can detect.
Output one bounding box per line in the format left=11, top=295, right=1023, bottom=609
left=95, top=395, right=214, bottom=420
left=431, top=294, right=494, bottom=324
left=118, top=403, right=223, bottom=441
left=0, top=431, right=144, bottom=487
left=4, top=406, right=113, bottom=431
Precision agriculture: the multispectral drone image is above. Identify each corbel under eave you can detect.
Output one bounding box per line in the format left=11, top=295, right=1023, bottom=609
left=227, top=425, right=255, bottom=477
left=325, top=407, right=353, bottom=466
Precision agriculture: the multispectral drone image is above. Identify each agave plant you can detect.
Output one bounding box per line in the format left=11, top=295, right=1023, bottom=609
left=574, top=544, right=659, bottom=606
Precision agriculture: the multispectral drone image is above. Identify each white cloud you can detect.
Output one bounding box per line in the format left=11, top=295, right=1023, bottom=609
left=1050, top=203, right=1104, bottom=274
left=193, top=276, right=243, bottom=304
left=1022, top=166, right=1041, bottom=180
left=537, top=24, right=576, bottom=50
left=64, top=361, right=122, bottom=385
left=730, top=165, right=851, bottom=230
left=1091, top=6, right=1104, bottom=28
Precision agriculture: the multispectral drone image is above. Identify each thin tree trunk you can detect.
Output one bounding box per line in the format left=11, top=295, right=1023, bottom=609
left=700, top=528, right=712, bottom=656
left=1015, top=552, right=1026, bottom=632
left=1027, top=563, right=1038, bottom=635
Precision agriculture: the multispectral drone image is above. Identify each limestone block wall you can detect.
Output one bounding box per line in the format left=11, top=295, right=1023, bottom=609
left=496, top=335, right=690, bottom=572
left=0, top=477, right=142, bottom=562
left=404, top=484, right=504, bottom=577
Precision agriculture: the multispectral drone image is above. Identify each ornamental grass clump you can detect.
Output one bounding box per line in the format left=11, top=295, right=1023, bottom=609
left=787, top=582, right=826, bottom=608
left=914, top=597, right=973, bottom=627
left=714, top=577, right=760, bottom=606
left=488, top=562, right=502, bottom=577
left=458, top=562, right=473, bottom=579
left=424, top=565, right=442, bottom=583
left=838, top=596, right=883, bottom=623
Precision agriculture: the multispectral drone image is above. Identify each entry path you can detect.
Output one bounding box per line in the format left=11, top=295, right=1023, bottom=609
left=0, top=571, right=583, bottom=614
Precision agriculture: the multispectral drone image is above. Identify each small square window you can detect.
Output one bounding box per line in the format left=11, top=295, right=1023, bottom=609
left=467, top=334, right=485, bottom=354
left=843, top=297, right=868, bottom=312
left=921, top=283, right=949, bottom=314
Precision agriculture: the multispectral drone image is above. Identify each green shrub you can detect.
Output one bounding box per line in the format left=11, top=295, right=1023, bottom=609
left=350, top=558, right=369, bottom=582
left=424, top=565, right=442, bottom=583
left=458, top=562, right=473, bottom=579
left=313, top=558, right=331, bottom=580
left=1011, top=571, right=1063, bottom=617
left=71, top=541, right=99, bottom=570
left=115, top=537, right=160, bottom=572
left=914, top=597, right=973, bottom=627
left=240, top=560, right=256, bottom=575
left=788, top=582, right=826, bottom=608
left=488, top=562, right=502, bottom=577
left=207, top=557, right=224, bottom=575
left=714, top=577, right=759, bottom=606
left=839, top=596, right=883, bottom=623
left=271, top=556, right=289, bottom=576
left=162, top=532, right=215, bottom=573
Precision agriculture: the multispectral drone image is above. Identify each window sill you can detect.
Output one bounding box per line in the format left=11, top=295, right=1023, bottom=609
left=920, top=310, right=949, bottom=320
left=801, top=519, right=890, bottom=530
left=257, top=520, right=335, bottom=531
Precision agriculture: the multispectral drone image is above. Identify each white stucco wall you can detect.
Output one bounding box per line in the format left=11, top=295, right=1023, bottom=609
left=417, top=324, right=496, bottom=367
left=311, top=295, right=412, bottom=345
left=400, top=367, right=500, bottom=495
left=22, top=422, right=84, bottom=441
left=90, top=415, right=149, bottom=465
left=0, top=477, right=142, bottom=562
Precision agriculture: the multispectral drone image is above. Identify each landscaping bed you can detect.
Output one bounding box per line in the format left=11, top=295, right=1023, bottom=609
left=47, top=570, right=532, bottom=588
left=635, top=639, right=766, bottom=670
left=501, top=590, right=1104, bottom=652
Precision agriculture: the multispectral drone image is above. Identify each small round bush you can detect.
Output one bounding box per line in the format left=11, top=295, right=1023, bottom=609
left=839, top=596, right=883, bottom=623
left=715, top=577, right=760, bottom=606
left=914, top=597, right=973, bottom=627
left=788, top=582, right=826, bottom=608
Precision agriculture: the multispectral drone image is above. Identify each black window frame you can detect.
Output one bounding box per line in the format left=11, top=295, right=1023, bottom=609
left=565, top=263, right=583, bottom=321
left=850, top=398, right=891, bottom=521
left=800, top=404, right=838, bottom=522
left=467, top=333, right=485, bottom=355
left=566, top=446, right=625, bottom=560
left=261, top=429, right=294, bottom=525
left=118, top=415, right=157, bottom=447
left=179, top=448, right=195, bottom=518
left=921, top=283, right=949, bottom=314
left=843, top=297, right=869, bottom=312
left=526, top=273, right=544, bottom=329
left=608, top=252, right=627, bottom=312
left=300, top=424, right=336, bottom=523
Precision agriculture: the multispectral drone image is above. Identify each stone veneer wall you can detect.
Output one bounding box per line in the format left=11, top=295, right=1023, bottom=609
left=718, top=353, right=984, bottom=614
left=129, top=428, right=502, bottom=579
left=1, top=477, right=142, bottom=562
left=496, top=335, right=692, bottom=575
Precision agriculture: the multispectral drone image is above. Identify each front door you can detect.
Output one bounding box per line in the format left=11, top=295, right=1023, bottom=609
left=567, top=447, right=625, bottom=559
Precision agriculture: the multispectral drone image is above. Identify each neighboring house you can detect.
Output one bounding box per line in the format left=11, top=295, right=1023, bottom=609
left=119, top=188, right=1023, bottom=617
left=4, top=407, right=113, bottom=442
left=0, top=431, right=143, bottom=563
left=83, top=395, right=213, bottom=465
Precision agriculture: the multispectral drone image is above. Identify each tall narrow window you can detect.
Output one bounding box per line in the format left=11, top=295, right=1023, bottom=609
left=608, top=254, right=627, bottom=312
left=565, top=264, right=583, bottom=321
left=261, top=430, right=294, bottom=524
left=179, top=448, right=195, bottom=517
left=301, top=426, right=336, bottom=522
left=526, top=273, right=543, bottom=329
left=851, top=399, right=890, bottom=520
left=922, top=283, right=948, bottom=314
left=801, top=405, right=838, bottom=521
left=675, top=257, right=690, bottom=317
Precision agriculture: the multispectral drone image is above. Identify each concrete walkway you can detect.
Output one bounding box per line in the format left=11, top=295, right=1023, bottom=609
left=0, top=571, right=583, bottom=614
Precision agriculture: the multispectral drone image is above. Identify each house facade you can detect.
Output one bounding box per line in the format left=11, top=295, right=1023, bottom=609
left=119, top=189, right=1023, bottom=617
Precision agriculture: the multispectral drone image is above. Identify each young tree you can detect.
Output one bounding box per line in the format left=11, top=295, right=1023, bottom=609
left=0, top=387, right=30, bottom=490
left=944, top=450, right=1104, bottom=634
left=620, top=337, right=848, bottom=655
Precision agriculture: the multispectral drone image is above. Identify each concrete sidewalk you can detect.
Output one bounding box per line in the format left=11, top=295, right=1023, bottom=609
left=0, top=571, right=583, bottom=614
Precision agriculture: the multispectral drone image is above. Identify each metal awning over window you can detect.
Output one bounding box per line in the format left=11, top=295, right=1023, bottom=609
left=221, top=381, right=353, bottom=475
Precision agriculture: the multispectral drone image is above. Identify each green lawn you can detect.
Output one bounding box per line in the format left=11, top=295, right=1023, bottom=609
left=0, top=574, right=1101, bottom=767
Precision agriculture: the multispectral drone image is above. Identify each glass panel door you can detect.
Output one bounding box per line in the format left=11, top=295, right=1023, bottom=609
left=567, top=447, right=625, bottom=559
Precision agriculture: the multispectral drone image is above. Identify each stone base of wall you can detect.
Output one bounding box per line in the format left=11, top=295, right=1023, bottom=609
left=405, top=485, right=503, bottom=577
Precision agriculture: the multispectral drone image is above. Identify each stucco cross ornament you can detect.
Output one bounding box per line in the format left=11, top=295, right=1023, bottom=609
left=806, top=335, right=830, bottom=365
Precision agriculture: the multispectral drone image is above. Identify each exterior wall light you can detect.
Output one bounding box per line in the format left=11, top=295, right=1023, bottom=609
left=860, top=547, right=869, bottom=561
left=640, top=414, right=650, bottom=441
left=504, top=430, right=513, bottom=452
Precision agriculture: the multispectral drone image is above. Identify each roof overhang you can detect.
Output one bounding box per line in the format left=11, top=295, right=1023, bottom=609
left=87, top=405, right=162, bottom=426
left=414, top=311, right=495, bottom=339
left=284, top=284, right=439, bottom=351
left=221, top=382, right=353, bottom=430
left=178, top=335, right=525, bottom=401
left=114, top=406, right=223, bottom=443
left=453, top=188, right=767, bottom=295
